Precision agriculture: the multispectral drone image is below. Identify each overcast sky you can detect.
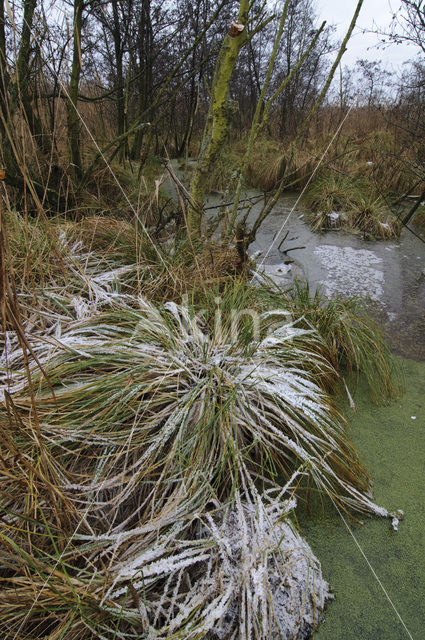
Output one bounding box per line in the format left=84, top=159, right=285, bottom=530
left=317, top=0, right=418, bottom=69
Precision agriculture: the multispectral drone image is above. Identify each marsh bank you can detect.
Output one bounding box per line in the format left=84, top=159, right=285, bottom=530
left=165, top=172, right=425, bottom=638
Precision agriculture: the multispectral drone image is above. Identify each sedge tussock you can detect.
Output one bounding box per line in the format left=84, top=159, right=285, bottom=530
left=303, top=172, right=401, bottom=239
left=6, top=294, right=383, bottom=515
left=0, top=480, right=330, bottom=639
left=283, top=279, right=403, bottom=403
left=1, top=247, right=397, bottom=639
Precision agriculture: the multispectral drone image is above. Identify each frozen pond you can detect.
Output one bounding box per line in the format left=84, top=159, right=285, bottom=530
left=165, top=165, right=425, bottom=358
left=231, top=191, right=425, bottom=359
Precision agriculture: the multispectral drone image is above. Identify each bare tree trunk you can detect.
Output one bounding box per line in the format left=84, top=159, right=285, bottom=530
left=112, top=2, right=125, bottom=160
left=131, top=0, right=153, bottom=160
left=0, top=0, right=8, bottom=139
left=66, top=0, right=83, bottom=181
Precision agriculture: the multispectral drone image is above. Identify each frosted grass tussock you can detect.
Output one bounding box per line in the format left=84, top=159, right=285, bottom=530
left=0, top=246, right=138, bottom=400
left=97, top=486, right=331, bottom=639
left=203, top=490, right=332, bottom=640
left=6, top=295, right=386, bottom=519
left=1, top=279, right=392, bottom=639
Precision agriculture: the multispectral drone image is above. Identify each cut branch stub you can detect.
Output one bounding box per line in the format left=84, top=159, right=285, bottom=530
left=229, top=22, right=245, bottom=37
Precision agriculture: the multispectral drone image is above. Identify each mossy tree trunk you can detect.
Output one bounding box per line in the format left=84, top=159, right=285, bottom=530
left=187, top=0, right=249, bottom=240
left=14, top=0, right=37, bottom=110
left=16, top=0, right=46, bottom=150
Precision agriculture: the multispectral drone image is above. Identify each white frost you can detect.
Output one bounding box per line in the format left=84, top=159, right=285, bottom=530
left=314, top=245, right=384, bottom=301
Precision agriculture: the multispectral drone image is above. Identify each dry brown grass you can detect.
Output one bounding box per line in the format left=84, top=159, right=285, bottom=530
left=3, top=199, right=240, bottom=307
left=135, top=241, right=241, bottom=302
left=65, top=213, right=241, bottom=301
left=245, top=141, right=316, bottom=192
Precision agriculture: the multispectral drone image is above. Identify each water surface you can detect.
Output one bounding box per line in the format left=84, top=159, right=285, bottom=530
left=219, top=189, right=425, bottom=359
left=298, top=357, right=425, bottom=640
